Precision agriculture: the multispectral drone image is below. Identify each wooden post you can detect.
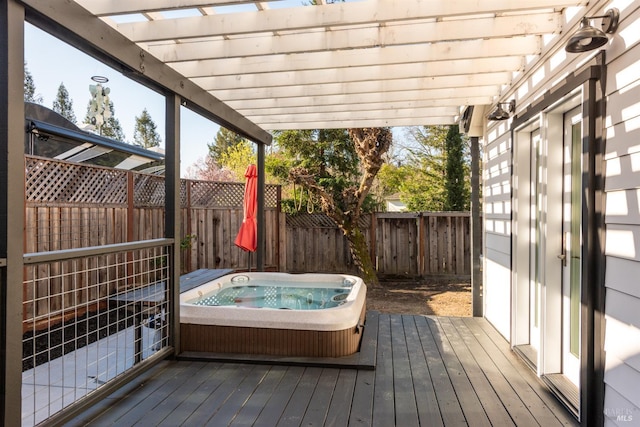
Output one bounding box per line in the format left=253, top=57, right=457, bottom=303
left=165, top=94, right=181, bottom=353
left=275, top=185, right=281, bottom=271
left=256, top=142, right=265, bottom=271
left=1, top=2, right=26, bottom=424
left=369, top=212, right=377, bottom=271
left=471, top=136, right=483, bottom=317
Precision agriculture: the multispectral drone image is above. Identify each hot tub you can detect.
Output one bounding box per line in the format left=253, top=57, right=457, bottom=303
left=180, top=272, right=367, bottom=357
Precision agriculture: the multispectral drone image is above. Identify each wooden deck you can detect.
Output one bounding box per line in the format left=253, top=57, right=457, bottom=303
left=64, top=314, right=578, bottom=426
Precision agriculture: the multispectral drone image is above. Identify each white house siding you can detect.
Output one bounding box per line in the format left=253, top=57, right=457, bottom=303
left=603, top=3, right=640, bottom=422
left=481, top=1, right=640, bottom=421
left=483, top=126, right=512, bottom=339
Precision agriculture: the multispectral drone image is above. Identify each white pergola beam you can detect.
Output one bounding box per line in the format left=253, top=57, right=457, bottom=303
left=235, top=98, right=493, bottom=116
left=76, top=0, right=271, bottom=16
left=210, top=74, right=507, bottom=101
left=146, top=14, right=559, bottom=61
left=193, top=57, right=523, bottom=91
left=226, top=91, right=496, bottom=110
left=170, top=37, right=541, bottom=77
left=116, top=0, right=586, bottom=41
left=250, top=107, right=460, bottom=124
left=260, top=116, right=459, bottom=130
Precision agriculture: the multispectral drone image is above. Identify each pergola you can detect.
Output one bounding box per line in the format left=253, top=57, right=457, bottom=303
left=1, top=1, right=598, bottom=424
left=23, top=0, right=590, bottom=137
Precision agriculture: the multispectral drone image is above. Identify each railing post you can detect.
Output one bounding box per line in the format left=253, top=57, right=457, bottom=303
left=1, top=2, right=25, bottom=424
left=165, top=94, right=181, bottom=353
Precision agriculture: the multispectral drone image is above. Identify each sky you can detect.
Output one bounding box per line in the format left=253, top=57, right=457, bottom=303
left=24, top=23, right=219, bottom=178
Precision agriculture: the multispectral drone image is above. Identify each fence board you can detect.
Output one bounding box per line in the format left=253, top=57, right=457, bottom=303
left=285, top=212, right=471, bottom=278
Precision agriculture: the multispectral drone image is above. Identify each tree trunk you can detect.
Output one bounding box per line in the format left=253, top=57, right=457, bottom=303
left=344, top=225, right=380, bottom=288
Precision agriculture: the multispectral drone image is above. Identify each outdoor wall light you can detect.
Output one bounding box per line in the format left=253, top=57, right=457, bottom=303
left=488, top=100, right=515, bottom=121
left=565, top=8, right=620, bottom=53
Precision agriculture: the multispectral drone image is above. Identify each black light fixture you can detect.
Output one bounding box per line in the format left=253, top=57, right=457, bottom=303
left=488, top=100, right=515, bottom=121
left=565, top=8, right=620, bottom=53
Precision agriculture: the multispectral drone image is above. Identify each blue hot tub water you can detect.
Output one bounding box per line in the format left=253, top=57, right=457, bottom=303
left=189, top=280, right=352, bottom=310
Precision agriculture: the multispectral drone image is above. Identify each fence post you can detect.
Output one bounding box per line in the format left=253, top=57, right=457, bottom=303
left=369, top=212, right=376, bottom=271
left=418, top=213, right=425, bottom=276
left=185, top=180, right=192, bottom=272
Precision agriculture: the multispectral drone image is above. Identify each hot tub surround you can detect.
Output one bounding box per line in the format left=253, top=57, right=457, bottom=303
left=180, top=272, right=367, bottom=357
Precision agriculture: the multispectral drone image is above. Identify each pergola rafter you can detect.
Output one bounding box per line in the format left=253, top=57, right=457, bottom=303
left=56, top=0, right=590, bottom=128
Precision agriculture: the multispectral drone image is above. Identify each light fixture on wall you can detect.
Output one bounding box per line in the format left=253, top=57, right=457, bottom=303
left=565, top=8, right=620, bottom=53
left=488, top=100, right=515, bottom=121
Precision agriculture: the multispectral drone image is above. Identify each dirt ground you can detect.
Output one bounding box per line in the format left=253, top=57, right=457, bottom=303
left=366, top=277, right=472, bottom=317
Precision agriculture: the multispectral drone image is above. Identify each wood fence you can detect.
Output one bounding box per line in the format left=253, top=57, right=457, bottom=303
left=23, top=156, right=280, bottom=325
left=284, top=212, right=471, bottom=277
left=23, top=156, right=471, bottom=323
left=24, top=156, right=281, bottom=273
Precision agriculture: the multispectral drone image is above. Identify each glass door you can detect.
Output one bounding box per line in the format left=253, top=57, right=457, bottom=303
left=529, top=129, right=542, bottom=355
left=562, top=108, right=582, bottom=387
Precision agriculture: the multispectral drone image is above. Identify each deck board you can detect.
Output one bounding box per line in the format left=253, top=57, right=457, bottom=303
left=439, top=318, right=515, bottom=427
left=463, top=318, right=578, bottom=426
left=390, top=315, right=419, bottom=427
left=300, top=368, right=339, bottom=425
left=228, top=365, right=288, bottom=427
left=131, top=361, right=212, bottom=426
left=426, top=317, right=493, bottom=427
left=414, top=316, right=468, bottom=426
left=204, top=365, right=272, bottom=427
left=89, top=361, right=195, bottom=426
left=251, top=366, right=305, bottom=427
left=324, top=369, right=357, bottom=427
left=402, top=315, right=443, bottom=426
left=156, top=362, right=234, bottom=426
left=68, top=315, right=580, bottom=427
left=372, top=314, right=395, bottom=427
left=348, top=369, right=375, bottom=425
left=276, top=367, right=323, bottom=426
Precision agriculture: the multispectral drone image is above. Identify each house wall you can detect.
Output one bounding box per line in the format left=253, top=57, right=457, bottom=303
left=481, top=0, right=640, bottom=422
left=602, top=3, right=640, bottom=422
left=483, top=127, right=512, bottom=339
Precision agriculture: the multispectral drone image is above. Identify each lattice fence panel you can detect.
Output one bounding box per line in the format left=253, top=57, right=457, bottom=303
left=134, top=174, right=165, bottom=207
left=264, top=185, right=279, bottom=208
left=180, top=180, right=188, bottom=208
left=26, top=156, right=127, bottom=205
left=188, top=180, right=279, bottom=208
left=189, top=181, right=245, bottom=207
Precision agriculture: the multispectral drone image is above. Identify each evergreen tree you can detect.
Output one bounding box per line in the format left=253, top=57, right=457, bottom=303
left=24, top=62, right=43, bottom=103
left=376, top=125, right=470, bottom=212
left=52, top=82, right=76, bottom=123
left=133, top=108, right=161, bottom=148
left=208, top=127, right=246, bottom=163
left=403, top=125, right=449, bottom=211
left=444, top=125, right=470, bottom=211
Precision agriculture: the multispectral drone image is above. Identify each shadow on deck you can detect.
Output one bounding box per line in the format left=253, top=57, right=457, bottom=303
left=64, top=313, right=578, bottom=426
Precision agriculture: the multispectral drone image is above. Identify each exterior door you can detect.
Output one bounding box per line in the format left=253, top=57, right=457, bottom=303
left=530, top=129, right=542, bottom=355
left=562, top=108, right=582, bottom=387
